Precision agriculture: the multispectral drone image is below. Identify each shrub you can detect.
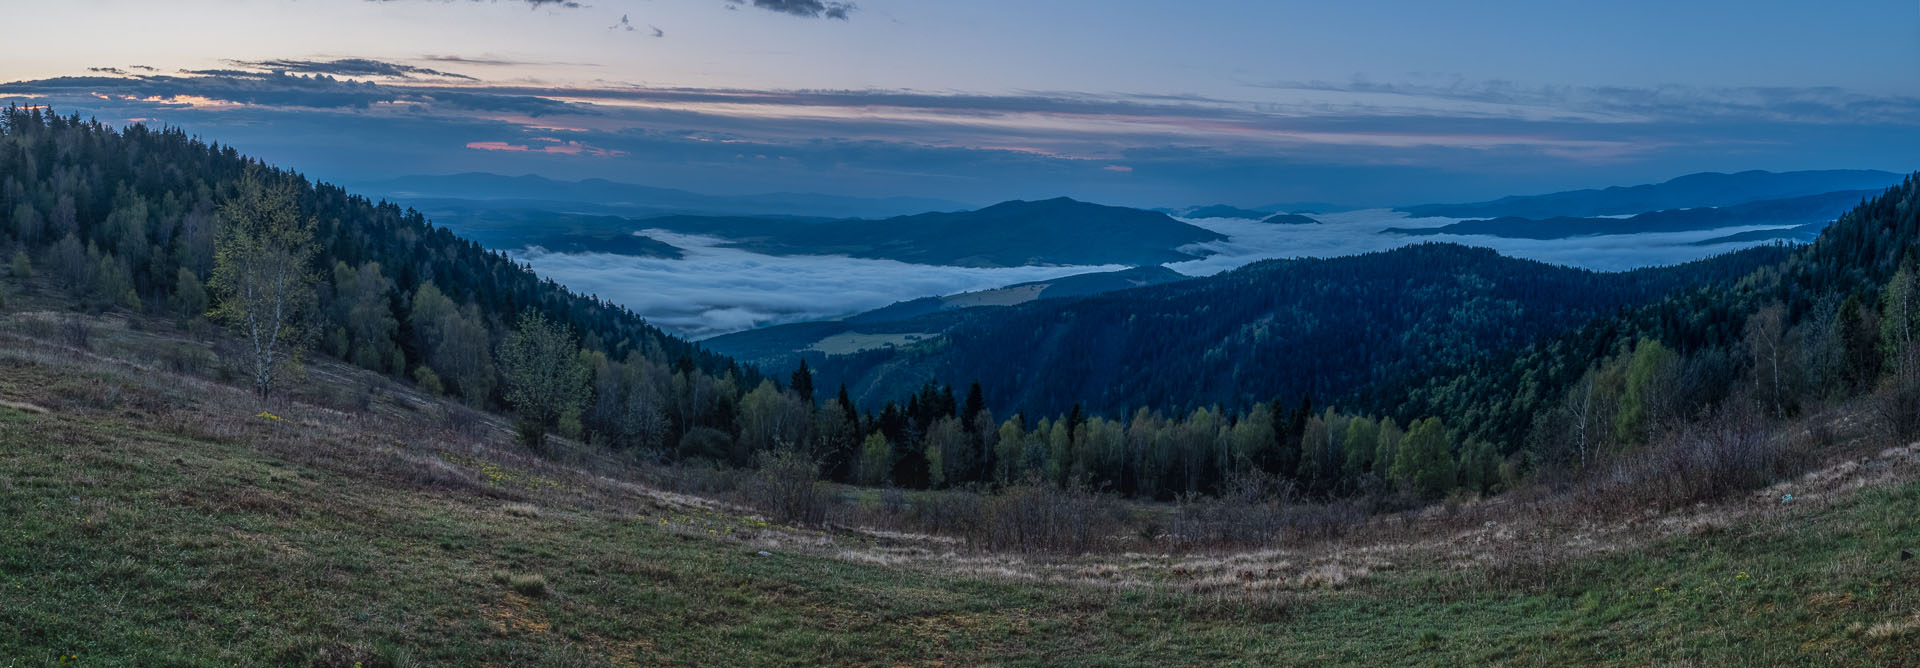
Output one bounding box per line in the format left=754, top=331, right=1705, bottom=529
left=413, top=366, right=445, bottom=396
left=976, top=481, right=1122, bottom=554
left=61, top=317, right=92, bottom=350
left=744, top=448, right=827, bottom=526
left=516, top=419, right=548, bottom=451
left=1602, top=402, right=1787, bottom=509
left=507, top=573, right=549, bottom=598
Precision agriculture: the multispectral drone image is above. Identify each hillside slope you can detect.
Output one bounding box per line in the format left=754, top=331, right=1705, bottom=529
left=809, top=242, right=1791, bottom=418
left=703, top=266, right=1189, bottom=369
left=2, top=305, right=1916, bottom=666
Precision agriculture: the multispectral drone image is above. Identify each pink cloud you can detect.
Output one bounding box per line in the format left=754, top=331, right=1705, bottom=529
left=464, top=139, right=626, bottom=157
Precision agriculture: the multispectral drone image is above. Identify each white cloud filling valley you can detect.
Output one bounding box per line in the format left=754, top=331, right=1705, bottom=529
left=513, top=216, right=1804, bottom=339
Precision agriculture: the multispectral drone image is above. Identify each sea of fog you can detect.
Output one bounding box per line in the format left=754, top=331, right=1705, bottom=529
left=509, top=210, right=1799, bottom=339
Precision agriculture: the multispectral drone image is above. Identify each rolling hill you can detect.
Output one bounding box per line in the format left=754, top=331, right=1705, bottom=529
left=420, top=197, right=1226, bottom=268
left=1398, top=169, right=1900, bottom=219
left=703, top=265, right=1190, bottom=369
left=1386, top=189, right=1876, bottom=240
left=803, top=242, right=1792, bottom=418
left=639, top=197, right=1226, bottom=267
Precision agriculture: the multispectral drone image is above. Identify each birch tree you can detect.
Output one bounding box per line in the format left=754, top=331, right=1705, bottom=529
left=210, top=168, right=316, bottom=398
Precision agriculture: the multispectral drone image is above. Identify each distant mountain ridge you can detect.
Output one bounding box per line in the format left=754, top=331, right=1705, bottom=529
left=1398, top=169, right=1900, bottom=219
left=417, top=196, right=1224, bottom=268
left=1177, top=205, right=1274, bottom=219
left=1261, top=213, right=1322, bottom=225
left=640, top=197, right=1226, bottom=267
left=1387, top=189, right=1876, bottom=240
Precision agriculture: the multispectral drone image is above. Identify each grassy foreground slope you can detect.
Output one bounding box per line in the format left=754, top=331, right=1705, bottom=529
left=2, top=313, right=1918, bottom=666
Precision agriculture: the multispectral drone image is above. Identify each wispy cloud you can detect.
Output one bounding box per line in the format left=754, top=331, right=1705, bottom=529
left=726, top=0, right=856, bottom=20
left=609, top=14, right=664, bottom=37
left=467, top=137, right=627, bottom=156
left=229, top=58, right=476, bottom=81
left=3, top=64, right=1912, bottom=207
left=366, top=0, right=583, bottom=8
left=1257, top=78, right=1920, bottom=127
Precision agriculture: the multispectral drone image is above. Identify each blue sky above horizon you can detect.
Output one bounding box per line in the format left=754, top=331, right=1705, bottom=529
left=5, top=0, right=1918, bottom=208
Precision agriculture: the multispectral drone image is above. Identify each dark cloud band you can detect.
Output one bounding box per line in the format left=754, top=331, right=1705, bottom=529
left=230, top=58, right=476, bottom=81
left=727, top=0, right=855, bottom=20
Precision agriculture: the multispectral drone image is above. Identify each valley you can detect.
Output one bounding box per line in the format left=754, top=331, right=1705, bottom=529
left=4, top=4, right=1918, bottom=663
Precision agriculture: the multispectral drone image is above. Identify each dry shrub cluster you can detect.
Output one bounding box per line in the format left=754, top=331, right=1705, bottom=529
left=972, top=482, right=1126, bottom=554
left=742, top=449, right=828, bottom=526
left=1159, top=472, right=1374, bottom=548
left=1587, top=402, right=1800, bottom=511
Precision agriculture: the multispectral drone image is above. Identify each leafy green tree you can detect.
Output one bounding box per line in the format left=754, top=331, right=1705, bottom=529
left=1457, top=440, right=1500, bottom=495
left=995, top=416, right=1027, bottom=484
left=739, top=379, right=812, bottom=459
left=410, top=282, right=495, bottom=405
left=924, top=416, right=970, bottom=488
left=1372, top=417, right=1404, bottom=480
left=498, top=311, right=590, bottom=448
left=8, top=249, right=29, bottom=279
left=412, top=366, right=445, bottom=396
left=330, top=261, right=401, bottom=374
left=209, top=169, right=317, bottom=397
left=1615, top=338, right=1676, bottom=442
left=1392, top=417, right=1455, bottom=499
left=1883, top=265, right=1920, bottom=373
left=858, top=432, right=892, bottom=486
left=1341, top=416, right=1379, bottom=480
left=169, top=267, right=207, bottom=319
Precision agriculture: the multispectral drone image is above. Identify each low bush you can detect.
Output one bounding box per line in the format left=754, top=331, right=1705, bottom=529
left=975, top=481, right=1124, bottom=554
left=744, top=448, right=827, bottom=526
left=1597, top=402, right=1792, bottom=510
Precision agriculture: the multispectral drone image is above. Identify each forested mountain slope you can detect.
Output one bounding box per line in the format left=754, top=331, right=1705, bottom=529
left=1387, top=174, right=1920, bottom=455
left=809, top=242, right=1792, bottom=418
left=703, top=265, right=1189, bottom=369
left=0, top=107, right=758, bottom=451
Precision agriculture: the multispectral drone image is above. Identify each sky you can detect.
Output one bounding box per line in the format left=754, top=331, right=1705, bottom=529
left=3, top=0, right=1917, bottom=208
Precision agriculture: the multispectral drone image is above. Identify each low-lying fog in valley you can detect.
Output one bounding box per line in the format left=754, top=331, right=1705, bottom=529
left=511, top=210, right=1802, bottom=338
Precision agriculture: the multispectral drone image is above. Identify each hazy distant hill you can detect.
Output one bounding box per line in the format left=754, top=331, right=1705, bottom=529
left=1178, top=204, right=1274, bottom=219
left=1387, top=189, right=1875, bottom=239
left=355, top=172, right=974, bottom=219
left=642, top=197, right=1226, bottom=267
left=415, top=196, right=1221, bottom=268
left=1260, top=213, right=1322, bottom=225
left=1398, top=169, right=1899, bottom=219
